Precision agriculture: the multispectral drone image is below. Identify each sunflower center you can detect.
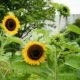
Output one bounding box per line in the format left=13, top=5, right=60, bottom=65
left=63, top=7, right=67, bottom=12
left=5, top=19, right=16, bottom=31
left=55, top=37, right=60, bottom=42
left=28, top=45, right=43, bottom=60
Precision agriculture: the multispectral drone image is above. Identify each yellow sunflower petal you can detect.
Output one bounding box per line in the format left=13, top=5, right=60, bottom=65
left=22, top=41, right=47, bottom=65
left=2, top=15, right=20, bottom=35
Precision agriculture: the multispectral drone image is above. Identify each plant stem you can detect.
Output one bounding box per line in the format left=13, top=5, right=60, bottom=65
left=54, top=47, right=57, bottom=80
left=58, top=15, right=61, bottom=34
left=1, top=29, right=5, bottom=49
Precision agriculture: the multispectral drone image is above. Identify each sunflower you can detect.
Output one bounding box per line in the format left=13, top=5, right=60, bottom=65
left=2, top=15, right=20, bottom=35
left=58, top=4, right=70, bottom=17
left=22, top=42, right=47, bottom=65
left=52, top=34, right=64, bottom=46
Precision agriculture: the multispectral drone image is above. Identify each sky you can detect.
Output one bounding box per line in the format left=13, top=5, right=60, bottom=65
left=53, top=0, right=80, bottom=14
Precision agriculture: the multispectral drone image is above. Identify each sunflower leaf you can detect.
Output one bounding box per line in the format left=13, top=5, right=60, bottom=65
left=10, top=55, right=53, bottom=79
left=5, top=36, right=24, bottom=45
left=0, top=52, right=12, bottom=64
left=67, top=25, right=80, bottom=34
left=36, top=29, right=51, bottom=37
left=65, top=53, right=80, bottom=70
left=31, top=29, right=51, bottom=44
left=64, top=42, right=80, bottom=52
left=76, top=38, right=80, bottom=44
left=58, top=73, right=77, bottom=80
left=49, top=2, right=60, bottom=10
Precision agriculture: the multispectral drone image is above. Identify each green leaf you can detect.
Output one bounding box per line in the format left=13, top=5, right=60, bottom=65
left=36, top=29, right=51, bottom=37
left=31, top=30, right=38, bottom=41
left=0, top=23, right=2, bottom=26
left=11, top=61, right=51, bottom=74
left=13, top=62, right=53, bottom=79
left=0, top=52, right=12, bottom=63
left=64, top=42, right=80, bottom=52
left=4, top=36, right=24, bottom=45
left=58, top=73, right=77, bottom=80
left=76, top=38, right=80, bottom=44
left=26, top=37, right=30, bottom=43
left=65, top=54, right=80, bottom=70
left=31, top=29, right=51, bottom=44
left=67, top=25, right=80, bottom=34
left=12, top=1, right=20, bottom=6
left=31, top=29, right=51, bottom=41
left=20, top=24, right=25, bottom=28
left=46, top=45, right=56, bottom=60
left=49, top=2, right=60, bottom=9
left=17, top=73, right=31, bottom=80
left=10, top=56, right=53, bottom=79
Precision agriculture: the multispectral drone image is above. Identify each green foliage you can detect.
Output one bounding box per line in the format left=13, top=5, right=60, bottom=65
left=67, top=25, right=80, bottom=35
left=0, top=0, right=80, bottom=80
left=0, top=29, right=55, bottom=80
left=0, top=0, right=55, bottom=38
left=0, top=35, right=24, bottom=54
left=49, top=2, right=60, bottom=10
left=0, top=0, right=56, bottom=56
left=49, top=2, right=70, bottom=17
left=5, top=36, right=24, bottom=45
left=10, top=56, right=53, bottom=79
left=31, top=29, right=51, bottom=44
left=66, top=24, right=80, bottom=41
left=65, top=53, right=80, bottom=70
left=76, top=38, right=80, bottom=45
left=73, top=18, right=80, bottom=27
left=64, top=42, right=80, bottom=52
left=58, top=73, right=77, bottom=80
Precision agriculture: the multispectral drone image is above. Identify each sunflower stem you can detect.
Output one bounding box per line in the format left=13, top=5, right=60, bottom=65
left=54, top=47, right=57, bottom=80
left=58, top=15, right=61, bottom=34
left=1, top=28, right=5, bottom=52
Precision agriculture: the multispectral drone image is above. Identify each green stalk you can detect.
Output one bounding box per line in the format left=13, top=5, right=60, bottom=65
left=58, top=15, right=61, bottom=34
left=0, top=28, right=5, bottom=54
left=54, top=15, right=62, bottom=80
left=54, top=47, right=57, bottom=80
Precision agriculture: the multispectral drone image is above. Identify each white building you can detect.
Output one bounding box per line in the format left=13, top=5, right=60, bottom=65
left=46, top=0, right=80, bottom=34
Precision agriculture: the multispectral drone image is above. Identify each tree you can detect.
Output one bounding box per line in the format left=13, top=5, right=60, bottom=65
left=0, top=0, right=55, bottom=38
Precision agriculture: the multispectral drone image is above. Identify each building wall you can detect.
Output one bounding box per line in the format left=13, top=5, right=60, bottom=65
left=46, top=14, right=80, bottom=34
